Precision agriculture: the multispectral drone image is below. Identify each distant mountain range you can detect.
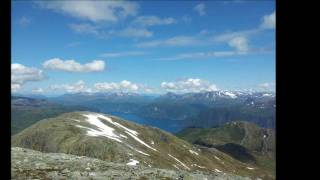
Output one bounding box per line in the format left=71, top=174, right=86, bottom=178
left=137, top=91, right=275, bottom=128
left=12, top=91, right=275, bottom=134
left=12, top=111, right=275, bottom=179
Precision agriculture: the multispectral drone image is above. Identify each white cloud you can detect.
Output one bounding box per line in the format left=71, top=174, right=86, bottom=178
left=32, top=88, right=44, bottom=93
left=36, top=1, right=139, bottom=22
left=100, top=51, right=146, bottom=58
left=68, top=24, right=152, bottom=39
left=132, top=16, right=176, bottom=26
left=48, top=80, right=153, bottom=94
left=65, top=42, right=81, bottom=48
left=259, top=82, right=275, bottom=90
left=17, top=16, right=31, bottom=26
left=68, top=23, right=100, bottom=35
left=43, top=58, right=105, bottom=72
left=212, top=29, right=259, bottom=42
left=181, top=15, right=192, bottom=23
left=144, top=88, right=154, bottom=93
left=161, top=78, right=218, bottom=92
left=228, top=36, right=249, bottom=52
left=50, top=80, right=92, bottom=93
left=94, top=80, right=140, bottom=92
left=136, top=29, right=255, bottom=49
left=212, top=30, right=253, bottom=53
left=136, top=36, right=201, bottom=48
left=119, top=27, right=153, bottom=38
left=11, top=84, right=21, bottom=93
left=199, top=29, right=209, bottom=36
left=157, top=51, right=244, bottom=61
left=260, top=11, right=275, bottom=29
left=11, top=63, right=44, bottom=92
left=194, top=3, right=206, bottom=16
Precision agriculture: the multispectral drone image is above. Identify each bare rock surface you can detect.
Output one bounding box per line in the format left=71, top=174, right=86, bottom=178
left=12, top=147, right=251, bottom=180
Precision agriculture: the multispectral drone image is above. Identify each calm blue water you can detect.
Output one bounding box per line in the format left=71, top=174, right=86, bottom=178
left=107, top=112, right=187, bottom=133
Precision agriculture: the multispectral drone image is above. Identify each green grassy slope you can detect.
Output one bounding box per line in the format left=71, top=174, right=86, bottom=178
left=12, top=111, right=274, bottom=179
left=176, top=121, right=275, bottom=176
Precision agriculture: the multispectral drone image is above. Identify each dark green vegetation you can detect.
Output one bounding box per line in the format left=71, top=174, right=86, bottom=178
left=11, top=96, right=97, bottom=135
left=176, top=121, right=275, bottom=176
left=12, top=112, right=275, bottom=179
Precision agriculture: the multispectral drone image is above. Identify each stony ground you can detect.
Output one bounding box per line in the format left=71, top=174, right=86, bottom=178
left=12, top=147, right=252, bottom=180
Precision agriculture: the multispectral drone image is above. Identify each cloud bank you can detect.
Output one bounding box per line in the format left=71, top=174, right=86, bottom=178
left=11, top=63, right=44, bottom=92
left=194, top=3, right=206, bottom=16
left=36, top=1, right=139, bottom=22
left=260, top=11, right=275, bottom=29
left=43, top=58, right=105, bottom=72
left=161, top=78, right=218, bottom=93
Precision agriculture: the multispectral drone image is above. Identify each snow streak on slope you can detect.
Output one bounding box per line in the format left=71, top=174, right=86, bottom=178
left=189, top=150, right=199, bottom=155
left=224, top=91, right=237, bottom=98
left=88, top=113, right=157, bottom=152
left=75, top=113, right=157, bottom=154
left=127, top=159, right=139, bottom=166
left=168, top=154, right=190, bottom=170
left=75, top=124, right=122, bottom=143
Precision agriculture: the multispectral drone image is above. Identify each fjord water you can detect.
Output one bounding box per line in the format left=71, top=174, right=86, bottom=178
left=107, top=112, right=188, bottom=133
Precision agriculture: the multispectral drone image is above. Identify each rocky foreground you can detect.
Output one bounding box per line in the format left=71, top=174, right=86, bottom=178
left=12, top=147, right=252, bottom=180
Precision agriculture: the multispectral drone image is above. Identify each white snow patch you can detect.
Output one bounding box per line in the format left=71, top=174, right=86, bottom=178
left=224, top=91, right=237, bottom=98
left=126, top=145, right=150, bottom=156
left=82, top=113, right=157, bottom=152
left=262, top=93, right=272, bottom=97
left=120, top=134, right=128, bottom=138
left=92, top=113, right=138, bottom=136
left=214, top=156, right=221, bottom=161
left=263, top=135, right=267, bottom=138
left=125, top=131, right=157, bottom=151
left=189, top=150, right=199, bottom=155
left=215, top=169, right=222, bottom=173
left=173, top=164, right=180, bottom=170
left=135, top=149, right=150, bottom=156
left=75, top=123, right=122, bottom=143
left=127, top=159, right=139, bottom=166
left=151, top=140, right=154, bottom=145
left=183, top=145, right=187, bottom=148
left=246, top=167, right=255, bottom=170
left=168, top=154, right=190, bottom=170
left=191, top=164, right=206, bottom=169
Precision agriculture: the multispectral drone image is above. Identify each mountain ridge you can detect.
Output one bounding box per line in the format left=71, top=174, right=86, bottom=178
left=12, top=111, right=274, bottom=179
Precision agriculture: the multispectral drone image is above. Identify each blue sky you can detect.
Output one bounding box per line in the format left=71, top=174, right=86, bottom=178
left=11, top=0, right=275, bottom=95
